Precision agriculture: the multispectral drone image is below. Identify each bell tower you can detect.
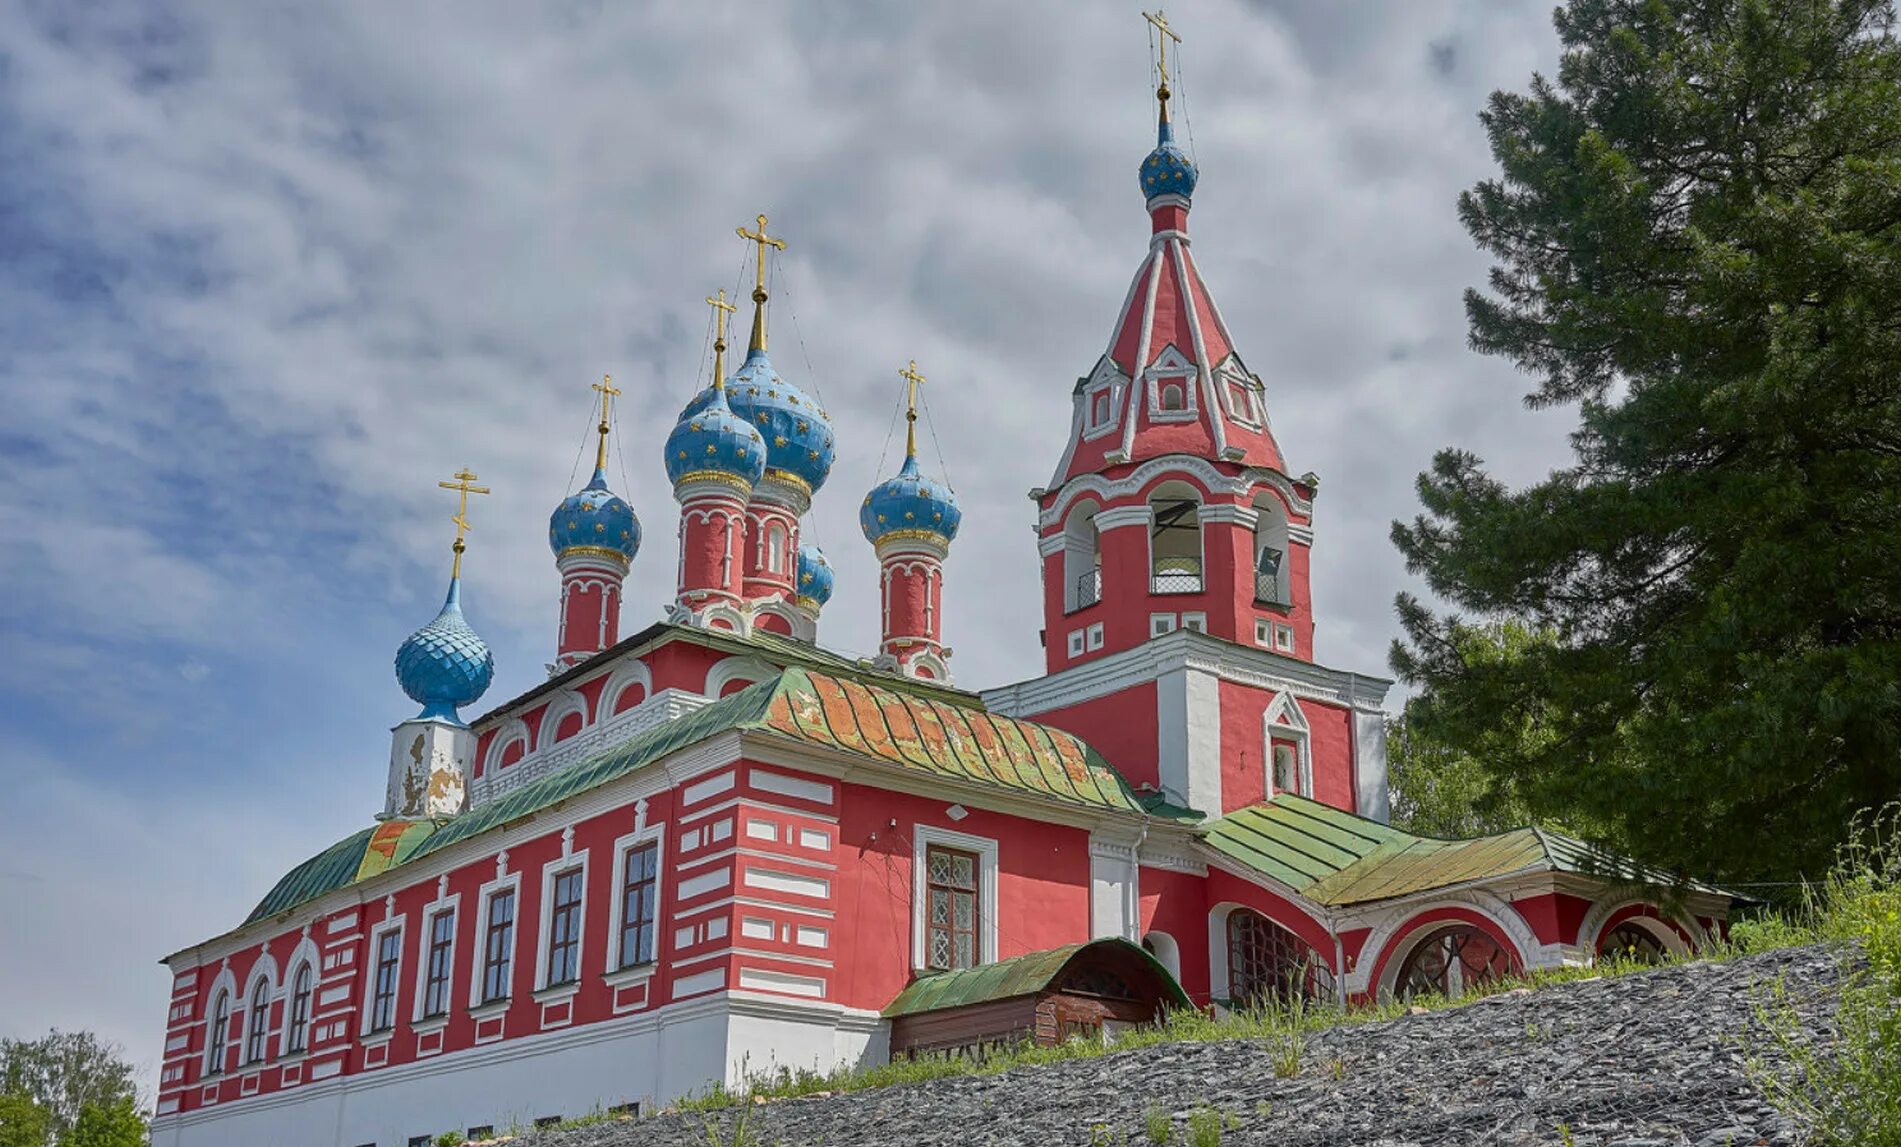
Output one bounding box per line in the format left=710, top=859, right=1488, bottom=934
left=1035, top=9, right=1317, bottom=676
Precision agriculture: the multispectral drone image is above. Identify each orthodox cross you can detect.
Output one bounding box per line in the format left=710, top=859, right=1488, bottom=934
left=706, top=288, right=738, bottom=390
left=899, top=359, right=927, bottom=458
left=438, top=467, right=490, bottom=579
left=591, top=374, right=620, bottom=472
left=1143, top=9, right=1181, bottom=116
left=735, top=214, right=786, bottom=352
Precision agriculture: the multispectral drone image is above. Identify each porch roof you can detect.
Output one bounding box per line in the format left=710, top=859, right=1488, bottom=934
left=882, top=938, right=1192, bottom=1018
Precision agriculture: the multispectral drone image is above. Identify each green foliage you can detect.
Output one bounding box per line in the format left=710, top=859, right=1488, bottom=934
left=1755, top=804, right=1901, bottom=1144
left=1144, top=1104, right=1173, bottom=1145
left=62, top=1099, right=145, bottom=1147
left=0, top=1092, right=51, bottom=1147
left=1391, top=0, right=1901, bottom=883
left=433, top=1132, right=461, bottom=1147
left=1388, top=624, right=1556, bottom=838
left=1185, top=1103, right=1230, bottom=1147
left=0, top=1032, right=138, bottom=1147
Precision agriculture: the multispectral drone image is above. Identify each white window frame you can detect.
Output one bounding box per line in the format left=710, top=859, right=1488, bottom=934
left=203, top=976, right=234, bottom=1078
left=1066, top=629, right=1086, bottom=658
left=1181, top=612, right=1207, bottom=633
left=1255, top=618, right=1274, bottom=648
left=1085, top=622, right=1105, bottom=651
left=1150, top=613, right=1178, bottom=638
left=1263, top=691, right=1314, bottom=798
left=911, top=824, right=1000, bottom=971
left=604, top=821, right=666, bottom=982
left=469, top=870, right=523, bottom=1011
left=1218, top=367, right=1265, bottom=428
left=534, top=850, right=591, bottom=996
left=239, top=966, right=275, bottom=1067
left=411, top=891, right=462, bottom=1027
left=1145, top=349, right=1200, bottom=423
left=278, top=958, right=315, bottom=1059
left=1082, top=379, right=1123, bottom=440
left=360, top=918, right=405, bottom=1039
left=1275, top=624, right=1296, bottom=653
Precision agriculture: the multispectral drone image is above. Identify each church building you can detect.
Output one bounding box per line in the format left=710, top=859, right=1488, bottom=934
left=149, top=23, right=1734, bottom=1146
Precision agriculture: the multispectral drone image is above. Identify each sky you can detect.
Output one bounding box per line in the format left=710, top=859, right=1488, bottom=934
left=0, top=0, right=1584, bottom=1093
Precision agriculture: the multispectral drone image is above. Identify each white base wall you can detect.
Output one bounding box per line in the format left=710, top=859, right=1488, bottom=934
left=150, top=992, right=886, bottom=1147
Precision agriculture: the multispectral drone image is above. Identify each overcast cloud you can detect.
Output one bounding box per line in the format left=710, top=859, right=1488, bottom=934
left=0, top=0, right=1581, bottom=1089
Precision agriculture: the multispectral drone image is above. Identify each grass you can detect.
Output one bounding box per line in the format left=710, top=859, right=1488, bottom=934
left=665, top=921, right=1812, bottom=1120
left=1750, top=803, right=1901, bottom=1146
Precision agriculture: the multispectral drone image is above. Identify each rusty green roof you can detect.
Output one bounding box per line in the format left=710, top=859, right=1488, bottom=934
left=245, top=667, right=1139, bottom=927
left=882, top=938, right=1192, bottom=1018
left=1202, top=795, right=1729, bottom=907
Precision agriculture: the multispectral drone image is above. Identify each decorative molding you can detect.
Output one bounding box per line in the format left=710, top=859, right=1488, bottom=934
left=1040, top=455, right=1314, bottom=529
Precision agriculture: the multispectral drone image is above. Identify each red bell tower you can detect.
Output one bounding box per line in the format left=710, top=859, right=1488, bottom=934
left=1034, top=44, right=1317, bottom=677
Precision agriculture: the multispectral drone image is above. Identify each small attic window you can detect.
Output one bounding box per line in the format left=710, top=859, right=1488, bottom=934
left=1160, top=383, right=1186, bottom=412
left=1092, top=393, right=1112, bottom=426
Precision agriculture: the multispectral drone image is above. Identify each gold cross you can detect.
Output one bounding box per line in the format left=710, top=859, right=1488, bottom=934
left=437, top=467, right=490, bottom=579
left=706, top=288, right=738, bottom=390
left=736, top=214, right=786, bottom=352
left=1144, top=9, right=1181, bottom=113
left=899, top=359, right=927, bottom=458
left=591, top=374, right=621, bottom=473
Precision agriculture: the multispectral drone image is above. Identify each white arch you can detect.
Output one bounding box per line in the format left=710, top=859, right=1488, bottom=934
left=1359, top=890, right=1543, bottom=1000
left=238, top=954, right=279, bottom=1066
left=1576, top=897, right=1701, bottom=958
left=751, top=599, right=806, bottom=640
left=1206, top=898, right=1336, bottom=1009
left=1142, top=931, right=1182, bottom=983
left=1041, top=455, right=1314, bottom=528
left=541, top=689, right=590, bottom=746
left=704, top=654, right=777, bottom=699
left=600, top=659, right=655, bottom=719
left=482, top=717, right=531, bottom=775
left=202, top=964, right=238, bottom=1077
left=1262, top=692, right=1312, bottom=798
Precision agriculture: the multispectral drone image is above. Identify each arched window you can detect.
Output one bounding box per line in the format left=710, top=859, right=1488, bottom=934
left=1063, top=503, right=1103, bottom=612
left=1160, top=382, right=1186, bottom=411
left=766, top=522, right=787, bottom=574
left=1393, top=925, right=1513, bottom=1000
left=1598, top=922, right=1668, bottom=965
left=1141, top=931, right=1183, bottom=982
left=1148, top=482, right=1202, bottom=594
left=284, top=964, right=312, bottom=1055
left=1226, top=909, right=1333, bottom=1007
left=244, top=979, right=271, bottom=1064
left=1092, top=392, right=1111, bottom=426
left=206, top=991, right=230, bottom=1077
left=1250, top=493, right=1292, bottom=607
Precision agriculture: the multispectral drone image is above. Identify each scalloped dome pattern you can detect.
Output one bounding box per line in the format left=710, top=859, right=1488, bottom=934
left=395, top=580, right=494, bottom=722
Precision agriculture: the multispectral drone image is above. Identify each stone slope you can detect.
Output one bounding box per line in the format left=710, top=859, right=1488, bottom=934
left=529, top=945, right=1843, bottom=1147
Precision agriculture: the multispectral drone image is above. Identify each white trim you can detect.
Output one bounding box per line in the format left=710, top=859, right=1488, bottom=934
left=238, top=956, right=277, bottom=1069
left=1576, top=898, right=1701, bottom=958
left=704, top=655, right=776, bottom=699
left=468, top=867, right=523, bottom=1010
left=202, top=966, right=237, bottom=1079
left=411, top=889, right=463, bottom=1025
left=910, top=824, right=1000, bottom=971
left=275, top=936, right=319, bottom=1059
left=604, top=815, right=666, bottom=974
left=1040, top=455, right=1314, bottom=532
left=359, top=915, right=406, bottom=1038
left=539, top=690, right=590, bottom=749
left=1359, top=890, right=1547, bottom=1000
left=1263, top=691, right=1313, bottom=799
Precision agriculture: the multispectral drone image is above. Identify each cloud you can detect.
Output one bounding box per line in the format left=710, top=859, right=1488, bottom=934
left=0, top=0, right=1576, bottom=1089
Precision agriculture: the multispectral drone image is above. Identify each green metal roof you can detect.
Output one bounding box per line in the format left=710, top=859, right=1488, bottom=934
left=245, top=667, right=1139, bottom=927
left=1202, top=795, right=1729, bottom=907
left=882, top=938, right=1192, bottom=1018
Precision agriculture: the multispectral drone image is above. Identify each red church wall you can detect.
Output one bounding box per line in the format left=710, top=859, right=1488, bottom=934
left=1510, top=891, right=1593, bottom=947
left=1217, top=679, right=1268, bottom=811
left=1137, top=865, right=1211, bottom=1004
left=1204, top=868, right=1337, bottom=975
left=1024, top=682, right=1161, bottom=792
left=1300, top=697, right=1355, bottom=812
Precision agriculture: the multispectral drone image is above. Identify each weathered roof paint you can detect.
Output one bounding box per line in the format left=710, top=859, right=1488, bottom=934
left=881, top=938, right=1192, bottom=1018
left=246, top=667, right=1139, bottom=926
left=1202, top=795, right=1731, bottom=907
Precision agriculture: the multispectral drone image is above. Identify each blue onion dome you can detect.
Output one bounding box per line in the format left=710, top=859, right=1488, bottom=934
left=717, top=348, right=835, bottom=496
left=1139, top=116, right=1197, bottom=202
left=395, top=578, right=494, bottom=723
left=860, top=454, right=962, bottom=548
left=794, top=544, right=834, bottom=608
left=665, top=384, right=768, bottom=492
left=547, top=468, right=640, bottom=563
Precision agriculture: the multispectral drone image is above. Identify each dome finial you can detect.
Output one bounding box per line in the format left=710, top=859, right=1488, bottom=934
left=1144, top=9, right=1181, bottom=127
left=899, top=358, right=927, bottom=460
left=736, top=214, right=786, bottom=354
left=437, top=467, right=490, bottom=581
left=590, top=375, right=620, bottom=477
left=706, top=288, right=738, bottom=392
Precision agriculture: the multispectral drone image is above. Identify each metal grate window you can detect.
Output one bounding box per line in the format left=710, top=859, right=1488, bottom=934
left=1227, top=909, right=1334, bottom=1007
left=924, top=845, right=980, bottom=971
left=1394, top=926, right=1512, bottom=1000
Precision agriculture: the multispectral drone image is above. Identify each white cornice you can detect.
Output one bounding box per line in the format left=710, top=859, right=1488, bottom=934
left=1039, top=455, right=1314, bottom=529
left=982, top=628, right=1392, bottom=719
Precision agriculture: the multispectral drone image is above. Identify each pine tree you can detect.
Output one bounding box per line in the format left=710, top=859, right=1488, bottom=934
left=1393, top=0, right=1901, bottom=882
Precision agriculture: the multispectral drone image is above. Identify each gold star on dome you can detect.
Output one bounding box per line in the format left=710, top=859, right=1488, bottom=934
left=774, top=435, right=787, bottom=447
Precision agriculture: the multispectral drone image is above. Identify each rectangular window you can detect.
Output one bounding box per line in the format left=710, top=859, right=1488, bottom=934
left=1085, top=622, right=1105, bottom=651
left=481, top=890, right=515, bottom=1003
left=545, top=869, right=584, bottom=986
left=422, top=909, right=455, bottom=1018
left=1254, top=618, right=1273, bottom=648
left=924, top=845, right=981, bottom=971
left=370, top=929, right=402, bottom=1033
left=1274, top=624, right=1296, bottom=653
left=1272, top=741, right=1301, bottom=796
left=1181, top=612, right=1207, bottom=633
left=244, top=985, right=270, bottom=1064
left=1066, top=629, right=1085, bottom=657
left=285, top=966, right=311, bottom=1054
left=618, top=844, right=659, bottom=969
left=1150, top=613, right=1178, bottom=638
